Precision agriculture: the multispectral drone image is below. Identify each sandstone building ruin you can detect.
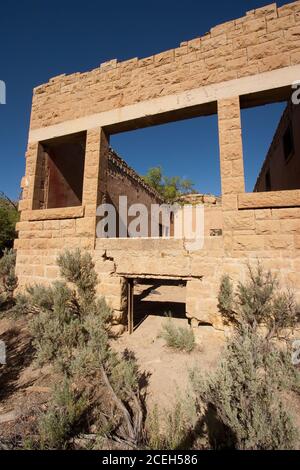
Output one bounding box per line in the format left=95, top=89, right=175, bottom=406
left=254, top=100, right=300, bottom=191
left=15, top=1, right=300, bottom=333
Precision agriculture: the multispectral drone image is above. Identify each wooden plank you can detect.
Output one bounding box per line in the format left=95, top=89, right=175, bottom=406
left=128, top=279, right=134, bottom=335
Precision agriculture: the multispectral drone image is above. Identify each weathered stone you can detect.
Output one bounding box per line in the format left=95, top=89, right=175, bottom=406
left=14, top=1, right=300, bottom=337
left=238, top=191, right=300, bottom=209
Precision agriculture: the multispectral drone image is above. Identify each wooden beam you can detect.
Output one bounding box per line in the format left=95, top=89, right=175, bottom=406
left=127, top=279, right=134, bottom=335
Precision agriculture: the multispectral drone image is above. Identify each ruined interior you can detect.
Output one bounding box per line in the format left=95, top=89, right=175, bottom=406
left=253, top=100, right=300, bottom=192
left=34, top=132, right=87, bottom=209
left=15, top=1, right=300, bottom=335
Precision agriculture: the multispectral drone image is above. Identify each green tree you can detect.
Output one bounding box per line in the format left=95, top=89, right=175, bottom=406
left=0, top=192, right=19, bottom=254
left=143, top=166, right=195, bottom=202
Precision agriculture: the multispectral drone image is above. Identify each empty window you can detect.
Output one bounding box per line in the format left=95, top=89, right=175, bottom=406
left=35, top=132, right=86, bottom=209
left=241, top=92, right=300, bottom=193
left=105, top=112, right=221, bottom=238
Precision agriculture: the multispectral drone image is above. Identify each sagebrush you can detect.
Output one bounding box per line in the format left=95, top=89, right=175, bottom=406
left=218, top=262, right=298, bottom=338
left=38, top=378, right=87, bottom=449
left=160, top=317, right=195, bottom=353
left=146, top=398, right=196, bottom=450
left=27, top=249, right=145, bottom=449
left=191, top=263, right=300, bottom=450
left=0, top=249, right=18, bottom=306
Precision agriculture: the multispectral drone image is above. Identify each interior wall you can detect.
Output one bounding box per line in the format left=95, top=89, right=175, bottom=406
left=254, top=102, right=300, bottom=192
left=104, top=150, right=163, bottom=237
left=41, top=134, right=86, bottom=209
left=46, top=146, right=84, bottom=209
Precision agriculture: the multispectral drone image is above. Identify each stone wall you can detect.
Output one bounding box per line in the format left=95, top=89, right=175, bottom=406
left=29, top=2, right=300, bottom=132
left=105, top=148, right=163, bottom=237
left=15, top=1, right=300, bottom=332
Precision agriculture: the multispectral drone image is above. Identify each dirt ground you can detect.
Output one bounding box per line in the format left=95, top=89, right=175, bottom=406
left=0, top=316, right=53, bottom=446
left=1, top=311, right=300, bottom=449
left=0, top=312, right=225, bottom=440
left=113, top=315, right=225, bottom=410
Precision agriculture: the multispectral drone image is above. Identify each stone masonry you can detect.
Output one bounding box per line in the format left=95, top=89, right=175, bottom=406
left=254, top=101, right=300, bottom=191
left=15, top=1, right=300, bottom=331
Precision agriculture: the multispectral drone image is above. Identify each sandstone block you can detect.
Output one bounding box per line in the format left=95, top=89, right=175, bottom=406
left=255, top=219, right=281, bottom=234
left=238, top=191, right=300, bottom=209
left=224, top=211, right=255, bottom=230
left=233, top=235, right=264, bottom=250
left=222, top=195, right=238, bottom=211
left=265, top=235, right=294, bottom=249
left=222, top=176, right=245, bottom=195
left=243, top=17, right=267, bottom=34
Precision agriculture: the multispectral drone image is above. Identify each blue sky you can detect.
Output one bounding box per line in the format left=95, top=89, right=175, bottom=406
left=0, top=0, right=289, bottom=199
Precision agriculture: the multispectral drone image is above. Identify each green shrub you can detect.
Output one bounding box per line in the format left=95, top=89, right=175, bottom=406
left=28, top=281, right=83, bottom=372
left=8, top=293, right=31, bottom=318
left=218, top=263, right=298, bottom=338
left=57, top=249, right=98, bottom=308
left=146, top=399, right=196, bottom=450
left=160, top=318, right=195, bottom=352
left=142, top=166, right=195, bottom=203
left=146, top=405, right=162, bottom=449
left=38, top=378, right=87, bottom=449
left=0, top=195, right=18, bottom=254
left=28, top=249, right=145, bottom=448
left=191, top=324, right=299, bottom=450
left=0, top=249, right=18, bottom=305
left=191, top=264, right=300, bottom=450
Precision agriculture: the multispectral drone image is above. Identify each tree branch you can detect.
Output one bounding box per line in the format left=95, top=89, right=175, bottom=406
left=0, top=191, right=18, bottom=211
left=100, top=364, right=137, bottom=445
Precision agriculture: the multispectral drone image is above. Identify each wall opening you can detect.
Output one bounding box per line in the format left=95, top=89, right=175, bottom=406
left=34, top=132, right=86, bottom=209
left=99, top=111, right=221, bottom=238
left=240, top=91, right=300, bottom=193
left=127, top=278, right=187, bottom=333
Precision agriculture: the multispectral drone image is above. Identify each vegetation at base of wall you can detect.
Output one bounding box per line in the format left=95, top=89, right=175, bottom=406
left=0, top=248, right=34, bottom=322
left=0, top=193, right=19, bottom=255
left=1, top=252, right=300, bottom=450
left=159, top=317, right=195, bottom=353
left=191, top=264, right=300, bottom=450
left=25, top=249, right=146, bottom=449
left=191, top=324, right=299, bottom=450
left=0, top=249, right=18, bottom=307
left=218, top=262, right=298, bottom=339
left=142, top=166, right=195, bottom=203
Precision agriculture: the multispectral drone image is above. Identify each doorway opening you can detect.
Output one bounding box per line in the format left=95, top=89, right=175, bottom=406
left=127, top=277, right=187, bottom=333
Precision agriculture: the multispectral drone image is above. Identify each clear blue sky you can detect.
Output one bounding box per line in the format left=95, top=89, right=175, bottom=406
left=0, top=0, right=289, bottom=199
